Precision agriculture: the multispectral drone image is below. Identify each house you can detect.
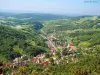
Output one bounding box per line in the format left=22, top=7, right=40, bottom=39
left=36, top=54, right=46, bottom=58
left=30, top=57, right=49, bottom=65
left=13, top=55, right=29, bottom=68
left=42, top=60, right=49, bottom=65
left=30, top=57, right=43, bottom=64
left=67, top=43, right=77, bottom=51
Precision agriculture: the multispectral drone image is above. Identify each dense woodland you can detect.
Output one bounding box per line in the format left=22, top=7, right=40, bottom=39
left=0, top=13, right=100, bottom=75
left=0, top=16, right=48, bottom=60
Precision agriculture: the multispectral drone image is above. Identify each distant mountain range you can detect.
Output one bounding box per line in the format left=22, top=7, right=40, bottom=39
left=0, top=12, right=68, bottom=21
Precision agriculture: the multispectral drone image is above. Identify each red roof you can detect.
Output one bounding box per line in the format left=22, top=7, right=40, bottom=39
left=69, top=43, right=74, bottom=46
left=42, top=61, right=49, bottom=65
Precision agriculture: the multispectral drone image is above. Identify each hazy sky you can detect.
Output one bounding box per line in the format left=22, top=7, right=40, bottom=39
left=0, top=0, right=100, bottom=15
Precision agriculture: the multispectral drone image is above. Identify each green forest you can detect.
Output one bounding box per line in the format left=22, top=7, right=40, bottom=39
left=0, top=13, right=100, bottom=75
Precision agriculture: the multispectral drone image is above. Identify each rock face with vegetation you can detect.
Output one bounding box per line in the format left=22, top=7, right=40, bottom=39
left=0, top=13, right=100, bottom=75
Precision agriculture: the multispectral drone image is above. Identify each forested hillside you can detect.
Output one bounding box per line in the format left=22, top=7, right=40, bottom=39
left=0, top=25, right=47, bottom=60
left=0, top=13, right=100, bottom=75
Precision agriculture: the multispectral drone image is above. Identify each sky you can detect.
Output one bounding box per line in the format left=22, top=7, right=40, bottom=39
left=0, top=0, right=100, bottom=15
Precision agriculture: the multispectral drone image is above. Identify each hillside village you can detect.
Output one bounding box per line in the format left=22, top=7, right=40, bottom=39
left=0, top=30, right=79, bottom=69
left=9, top=30, right=79, bottom=68
left=0, top=13, right=100, bottom=75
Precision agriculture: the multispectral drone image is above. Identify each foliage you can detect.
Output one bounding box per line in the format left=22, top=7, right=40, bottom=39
left=0, top=25, right=47, bottom=60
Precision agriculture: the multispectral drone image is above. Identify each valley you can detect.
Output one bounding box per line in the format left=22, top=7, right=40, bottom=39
left=0, top=13, right=100, bottom=75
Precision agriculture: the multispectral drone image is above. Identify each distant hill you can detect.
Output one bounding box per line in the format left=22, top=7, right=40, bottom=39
left=42, top=16, right=100, bottom=32
left=0, top=12, right=67, bottom=21
left=0, top=12, right=17, bottom=17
